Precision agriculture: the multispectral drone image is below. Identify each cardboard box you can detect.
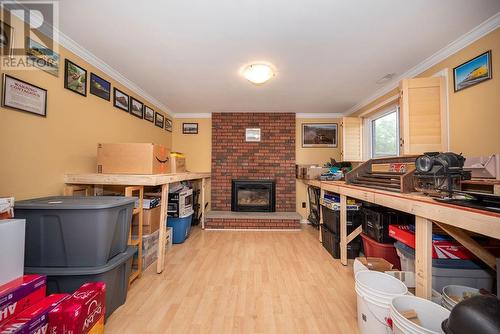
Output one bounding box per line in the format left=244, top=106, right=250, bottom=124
left=355, top=257, right=394, bottom=272
left=97, top=143, right=171, bottom=174
left=132, top=205, right=161, bottom=235
left=170, top=152, right=186, bottom=174
left=0, top=275, right=46, bottom=325
left=48, top=282, right=105, bottom=334
left=0, top=294, right=68, bottom=334
left=298, top=166, right=330, bottom=180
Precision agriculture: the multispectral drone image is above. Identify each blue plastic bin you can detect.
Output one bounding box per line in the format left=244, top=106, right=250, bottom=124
left=167, top=214, right=192, bottom=244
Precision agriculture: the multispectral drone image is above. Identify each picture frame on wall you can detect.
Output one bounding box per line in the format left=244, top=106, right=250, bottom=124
left=113, top=88, right=129, bottom=112
left=2, top=74, right=47, bottom=117
left=302, top=123, right=337, bottom=148
left=130, top=97, right=144, bottom=118
left=144, top=105, right=154, bottom=122
left=89, top=73, right=111, bottom=101
left=64, top=59, right=87, bottom=96
left=26, top=37, right=60, bottom=76
left=165, top=119, right=173, bottom=132
left=453, top=50, right=492, bottom=92
left=0, top=20, right=14, bottom=57
left=155, top=112, right=164, bottom=128
left=182, top=122, right=198, bottom=134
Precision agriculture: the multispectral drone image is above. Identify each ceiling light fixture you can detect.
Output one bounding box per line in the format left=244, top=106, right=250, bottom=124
left=241, top=62, right=276, bottom=85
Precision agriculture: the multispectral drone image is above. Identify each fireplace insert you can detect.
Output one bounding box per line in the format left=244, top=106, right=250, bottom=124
left=231, top=180, right=276, bottom=212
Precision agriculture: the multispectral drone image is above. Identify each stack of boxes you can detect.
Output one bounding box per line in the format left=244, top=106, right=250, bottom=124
left=0, top=276, right=105, bottom=334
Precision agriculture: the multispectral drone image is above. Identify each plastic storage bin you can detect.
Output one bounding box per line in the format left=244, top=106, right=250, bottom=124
left=361, top=233, right=401, bottom=270
left=321, top=225, right=362, bottom=259
left=321, top=206, right=362, bottom=235
left=15, top=196, right=135, bottom=267
left=25, top=246, right=136, bottom=319
left=167, top=214, right=193, bottom=244
left=0, top=219, right=25, bottom=286
left=394, top=242, right=494, bottom=291
left=361, top=206, right=413, bottom=243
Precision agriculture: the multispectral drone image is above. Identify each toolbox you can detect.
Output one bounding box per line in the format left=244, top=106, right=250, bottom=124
left=361, top=206, right=413, bottom=243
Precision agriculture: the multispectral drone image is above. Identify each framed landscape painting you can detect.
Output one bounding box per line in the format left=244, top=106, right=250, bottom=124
left=89, top=73, right=111, bottom=100
left=155, top=112, right=164, bottom=128
left=64, top=59, right=87, bottom=96
left=453, top=50, right=492, bottom=92
left=113, top=88, right=129, bottom=111
left=130, top=97, right=144, bottom=118
left=26, top=38, right=60, bottom=76
left=144, top=105, right=154, bottom=122
left=183, top=122, right=198, bottom=134
left=302, top=123, right=337, bottom=148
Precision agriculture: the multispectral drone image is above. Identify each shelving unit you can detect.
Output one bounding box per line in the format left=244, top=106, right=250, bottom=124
left=125, top=186, right=144, bottom=285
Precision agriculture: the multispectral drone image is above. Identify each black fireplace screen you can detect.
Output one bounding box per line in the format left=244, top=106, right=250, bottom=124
left=231, top=180, right=276, bottom=212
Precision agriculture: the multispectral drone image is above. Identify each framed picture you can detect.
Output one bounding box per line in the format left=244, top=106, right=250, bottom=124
left=453, top=50, right=492, bottom=92
left=144, top=105, right=154, bottom=122
left=183, top=122, right=198, bottom=134
left=89, top=73, right=111, bottom=101
left=245, top=128, right=261, bottom=142
left=2, top=74, right=47, bottom=117
left=155, top=112, right=164, bottom=128
left=130, top=97, right=144, bottom=118
left=64, top=59, right=87, bottom=96
left=0, top=20, right=14, bottom=57
left=113, top=88, right=129, bottom=112
left=165, top=119, right=172, bottom=132
left=302, top=123, right=337, bottom=148
left=26, top=37, right=59, bottom=76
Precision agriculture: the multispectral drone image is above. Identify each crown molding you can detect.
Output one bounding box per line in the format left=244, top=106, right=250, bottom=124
left=173, top=113, right=212, bottom=119
left=295, top=113, right=343, bottom=119
left=7, top=4, right=173, bottom=117
left=344, top=11, right=500, bottom=115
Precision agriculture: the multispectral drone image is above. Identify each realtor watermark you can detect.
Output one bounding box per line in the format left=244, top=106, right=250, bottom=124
left=1, top=0, right=59, bottom=73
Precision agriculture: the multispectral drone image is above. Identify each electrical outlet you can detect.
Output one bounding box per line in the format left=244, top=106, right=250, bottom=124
left=302, top=202, right=306, bottom=208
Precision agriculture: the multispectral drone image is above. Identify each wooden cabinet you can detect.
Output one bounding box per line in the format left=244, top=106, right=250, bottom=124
left=399, top=77, right=448, bottom=155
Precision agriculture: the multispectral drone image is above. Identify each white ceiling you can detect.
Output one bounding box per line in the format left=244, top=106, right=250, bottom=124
left=58, top=0, right=500, bottom=115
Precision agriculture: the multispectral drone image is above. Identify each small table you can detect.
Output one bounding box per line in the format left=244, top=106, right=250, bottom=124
left=64, top=172, right=211, bottom=276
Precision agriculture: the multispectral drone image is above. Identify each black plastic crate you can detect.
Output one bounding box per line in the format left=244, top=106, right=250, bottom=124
left=361, top=206, right=413, bottom=243
left=321, top=225, right=362, bottom=259
left=331, top=236, right=362, bottom=259
left=321, top=206, right=362, bottom=235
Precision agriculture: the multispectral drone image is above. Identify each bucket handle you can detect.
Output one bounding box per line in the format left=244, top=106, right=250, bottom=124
left=361, top=295, right=393, bottom=333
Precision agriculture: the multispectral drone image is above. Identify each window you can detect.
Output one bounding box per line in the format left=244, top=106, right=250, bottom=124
left=371, top=108, right=399, bottom=157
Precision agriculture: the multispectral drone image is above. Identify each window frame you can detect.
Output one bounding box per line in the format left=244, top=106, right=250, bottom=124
left=368, top=106, right=400, bottom=158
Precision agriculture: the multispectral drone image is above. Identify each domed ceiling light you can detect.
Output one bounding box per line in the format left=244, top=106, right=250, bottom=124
left=241, top=63, right=276, bottom=85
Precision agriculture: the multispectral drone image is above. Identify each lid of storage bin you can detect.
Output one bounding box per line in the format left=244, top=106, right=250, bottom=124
left=15, top=196, right=136, bottom=210
left=25, top=246, right=137, bottom=275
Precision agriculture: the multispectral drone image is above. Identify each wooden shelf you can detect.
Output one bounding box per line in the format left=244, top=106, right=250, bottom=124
left=125, top=186, right=144, bottom=285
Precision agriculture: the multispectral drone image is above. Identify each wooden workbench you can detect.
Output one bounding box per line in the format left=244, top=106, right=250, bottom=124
left=300, top=179, right=500, bottom=299
left=64, top=172, right=211, bottom=275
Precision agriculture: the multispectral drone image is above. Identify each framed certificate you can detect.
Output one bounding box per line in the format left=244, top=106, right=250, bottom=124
left=2, top=74, right=47, bottom=117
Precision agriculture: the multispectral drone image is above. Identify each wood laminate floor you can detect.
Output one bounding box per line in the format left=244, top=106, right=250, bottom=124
left=106, top=225, right=359, bottom=334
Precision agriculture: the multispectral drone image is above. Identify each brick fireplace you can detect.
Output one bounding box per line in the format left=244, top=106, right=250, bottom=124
left=207, top=112, right=300, bottom=229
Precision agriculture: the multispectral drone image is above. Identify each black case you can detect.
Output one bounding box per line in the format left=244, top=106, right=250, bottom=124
left=361, top=206, right=413, bottom=243
left=321, top=225, right=362, bottom=259
left=321, top=206, right=363, bottom=235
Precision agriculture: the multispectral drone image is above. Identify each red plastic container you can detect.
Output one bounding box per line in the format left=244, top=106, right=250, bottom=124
left=361, top=233, right=401, bottom=270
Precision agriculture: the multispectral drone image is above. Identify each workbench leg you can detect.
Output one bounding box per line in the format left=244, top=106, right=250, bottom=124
left=201, top=178, right=206, bottom=229
left=340, top=194, right=347, bottom=266
left=319, top=188, right=325, bottom=243
left=93, top=185, right=103, bottom=196
left=157, top=183, right=169, bottom=274
left=415, top=216, right=432, bottom=299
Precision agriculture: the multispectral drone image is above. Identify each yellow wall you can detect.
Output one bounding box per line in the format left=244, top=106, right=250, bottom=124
left=353, top=28, right=500, bottom=156
left=172, top=118, right=211, bottom=172
left=0, top=14, right=172, bottom=200
left=296, top=118, right=342, bottom=218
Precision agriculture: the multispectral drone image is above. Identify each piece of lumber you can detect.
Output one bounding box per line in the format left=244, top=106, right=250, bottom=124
left=340, top=194, right=347, bottom=266
left=346, top=225, right=362, bottom=244
left=435, top=222, right=497, bottom=271
left=415, top=216, right=432, bottom=300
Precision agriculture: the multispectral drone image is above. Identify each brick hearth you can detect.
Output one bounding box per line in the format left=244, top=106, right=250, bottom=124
left=205, top=211, right=301, bottom=229
left=211, top=112, right=297, bottom=229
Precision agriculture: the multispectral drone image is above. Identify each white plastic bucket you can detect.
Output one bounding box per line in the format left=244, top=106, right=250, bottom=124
left=441, top=285, right=479, bottom=311
left=390, top=295, right=450, bottom=334
left=355, top=271, right=408, bottom=334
